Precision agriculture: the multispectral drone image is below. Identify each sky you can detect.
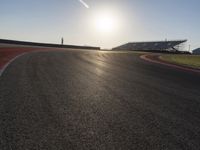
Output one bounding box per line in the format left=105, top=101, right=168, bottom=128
left=0, top=0, right=200, bottom=50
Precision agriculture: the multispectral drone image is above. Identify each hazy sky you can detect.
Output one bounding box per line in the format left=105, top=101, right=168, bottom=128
left=0, top=0, right=200, bottom=49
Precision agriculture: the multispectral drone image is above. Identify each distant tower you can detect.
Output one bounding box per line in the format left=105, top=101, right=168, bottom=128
left=61, top=37, right=64, bottom=45
left=188, top=44, right=191, bottom=52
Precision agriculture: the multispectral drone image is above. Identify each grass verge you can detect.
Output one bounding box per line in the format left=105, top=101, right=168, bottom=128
left=160, top=54, right=200, bottom=69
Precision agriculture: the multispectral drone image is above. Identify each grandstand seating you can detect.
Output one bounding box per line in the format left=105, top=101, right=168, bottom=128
left=112, top=40, right=187, bottom=52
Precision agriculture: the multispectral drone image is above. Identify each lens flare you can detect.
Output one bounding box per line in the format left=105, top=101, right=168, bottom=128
left=79, top=0, right=89, bottom=8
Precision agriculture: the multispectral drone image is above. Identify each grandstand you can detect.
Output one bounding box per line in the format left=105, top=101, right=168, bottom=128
left=112, top=40, right=187, bottom=52
left=193, top=48, right=200, bottom=55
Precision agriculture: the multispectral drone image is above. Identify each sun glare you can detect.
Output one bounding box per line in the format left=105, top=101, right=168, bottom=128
left=94, top=12, right=117, bottom=34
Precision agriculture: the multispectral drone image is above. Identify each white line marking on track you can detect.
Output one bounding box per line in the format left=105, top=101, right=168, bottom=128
left=0, top=52, right=27, bottom=77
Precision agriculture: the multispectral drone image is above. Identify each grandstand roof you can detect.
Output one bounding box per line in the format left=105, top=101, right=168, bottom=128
left=113, top=40, right=187, bottom=51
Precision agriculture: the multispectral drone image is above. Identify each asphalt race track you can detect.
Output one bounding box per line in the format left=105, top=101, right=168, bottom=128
left=0, top=50, right=200, bottom=150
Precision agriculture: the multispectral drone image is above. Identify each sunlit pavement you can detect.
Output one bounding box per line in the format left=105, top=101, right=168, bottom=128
left=0, top=50, right=200, bottom=149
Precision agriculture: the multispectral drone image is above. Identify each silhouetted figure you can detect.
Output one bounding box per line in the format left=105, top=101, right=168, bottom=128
left=61, top=37, right=64, bottom=45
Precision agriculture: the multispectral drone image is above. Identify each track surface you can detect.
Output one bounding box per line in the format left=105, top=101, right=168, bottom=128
left=0, top=50, right=200, bottom=150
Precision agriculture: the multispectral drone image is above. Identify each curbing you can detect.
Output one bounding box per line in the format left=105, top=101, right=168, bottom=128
left=140, top=54, right=200, bottom=74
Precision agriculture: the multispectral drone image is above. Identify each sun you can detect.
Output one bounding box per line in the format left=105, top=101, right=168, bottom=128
left=94, top=12, right=117, bottom=34
left=96, top=14, right=114, bottom=33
